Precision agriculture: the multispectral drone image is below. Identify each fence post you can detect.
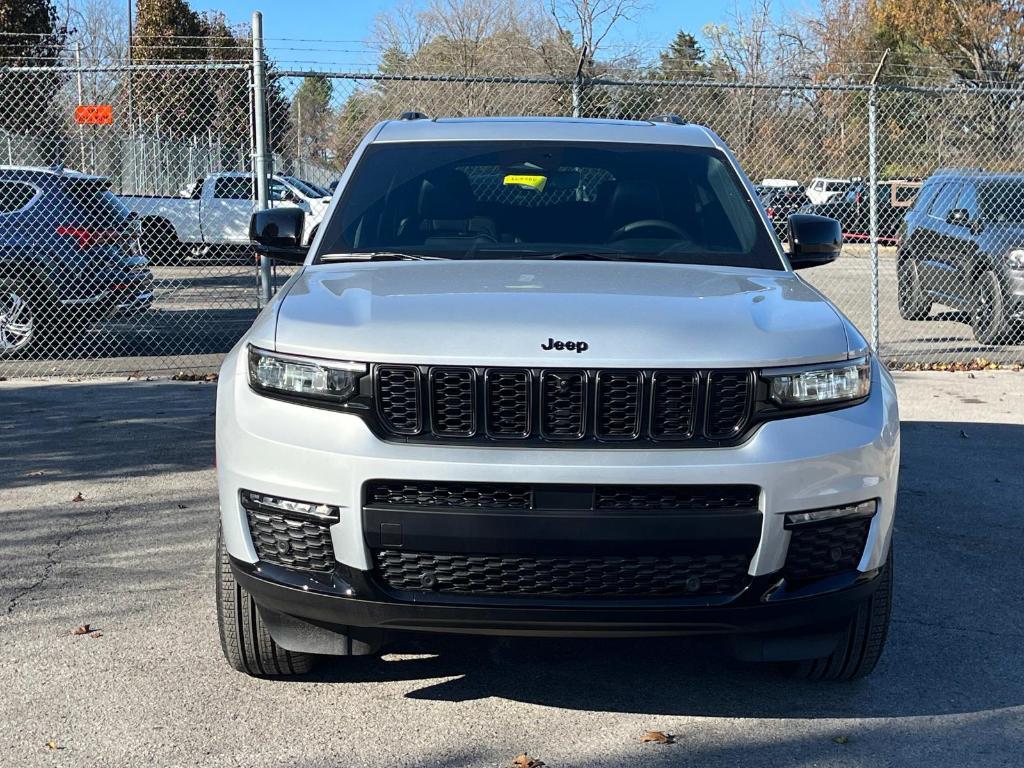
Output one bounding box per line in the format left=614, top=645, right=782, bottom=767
left=74, top=42, right=87, bottom=171
left=571, top=45, right=587, bottom=118
left=867, top=50, right=889, bottom=355
left=251, top=11, right=273, bottom=307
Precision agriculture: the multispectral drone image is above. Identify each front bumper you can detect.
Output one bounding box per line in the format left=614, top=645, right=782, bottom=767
left=216, top=344, right=899, bottom=637
left=232, top=555, right=882, bottom=639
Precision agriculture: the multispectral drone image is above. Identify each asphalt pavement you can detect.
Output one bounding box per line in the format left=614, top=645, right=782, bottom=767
left=1, top=372, right=1022, bottom=767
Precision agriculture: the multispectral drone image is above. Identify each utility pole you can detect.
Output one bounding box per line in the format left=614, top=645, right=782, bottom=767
left=74, top=41, right=86, bottom=171
left=251, top=11, right=273, bottom=306
left=126, top=0, right=136, bottom=193
left=867, top=49, right=890, bottom=354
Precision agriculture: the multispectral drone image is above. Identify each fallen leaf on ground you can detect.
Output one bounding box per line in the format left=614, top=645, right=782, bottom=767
left=72, top=624, right=91, bottom=635
left=72, top=492, right=85, bottom=502
left=511, top=754, right=544, bottom=767
left=833, top=735, right=850, bottom=745
left=44, top=740, right=62, bottom=751
left=642, top=730, right=675, bottom=744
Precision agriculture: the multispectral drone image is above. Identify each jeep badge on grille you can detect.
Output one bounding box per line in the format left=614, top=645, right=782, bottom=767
left=541, top=338, right=589, bottom=353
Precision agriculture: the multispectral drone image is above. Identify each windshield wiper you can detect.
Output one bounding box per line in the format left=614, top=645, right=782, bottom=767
left=319, top=252, right=446, bottom=262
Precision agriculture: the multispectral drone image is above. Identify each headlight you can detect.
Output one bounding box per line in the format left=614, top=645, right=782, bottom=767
left=763, top=357, right=871, bottom=407
left=248, top=345, right=365, bottom=403
left=1007, top=249, right=1024, bottom=270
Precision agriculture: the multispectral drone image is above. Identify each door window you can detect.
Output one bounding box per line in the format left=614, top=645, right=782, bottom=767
left=955, top=184, right=978, bottom=218
left=213, top=176, right=253, bottom=200
left=927, top=182, right=961, bottom=219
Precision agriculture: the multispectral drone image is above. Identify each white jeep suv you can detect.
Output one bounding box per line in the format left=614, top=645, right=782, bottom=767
left=215, top=116, right=899, bottom=681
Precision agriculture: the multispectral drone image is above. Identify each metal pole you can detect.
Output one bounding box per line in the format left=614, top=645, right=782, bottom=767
left=867, top=50, right=889, bottom=355
left=74, top=42, right=87, bottom=171
left=126, top=0, right=136, bottom=194
left=252, top=11, right=273, bottom=306
left=296, top=96, right=302, bottom=171
left=571, top=45, right=587, bottom=118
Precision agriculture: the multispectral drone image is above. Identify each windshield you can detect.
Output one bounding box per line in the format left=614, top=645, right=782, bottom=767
left=979, top=181, right=1024, bottom=223
left=283, top=176, right=326, bottom=199
left=300, top=178, right=332, bottom=197
left=316, top=141, right=782, bottom=269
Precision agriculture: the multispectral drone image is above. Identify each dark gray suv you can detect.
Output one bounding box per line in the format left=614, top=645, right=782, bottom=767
left=897, top=169, right=1024, bottom=344
left=0, top=166, right=153, bottom=356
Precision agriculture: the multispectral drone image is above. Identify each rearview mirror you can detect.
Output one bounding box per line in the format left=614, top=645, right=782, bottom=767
left=786, top=213, right=841, bottom=269
left=250, top=207, right=307, bottom=264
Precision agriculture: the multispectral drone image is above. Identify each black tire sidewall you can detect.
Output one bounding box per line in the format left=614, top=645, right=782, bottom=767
left=897, top=258, right=929, bottom=320
left=972, top=271, right=1007, bottom=345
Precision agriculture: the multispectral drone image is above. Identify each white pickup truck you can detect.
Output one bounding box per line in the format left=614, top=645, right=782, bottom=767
left=123, top=172, right=330, bottom=263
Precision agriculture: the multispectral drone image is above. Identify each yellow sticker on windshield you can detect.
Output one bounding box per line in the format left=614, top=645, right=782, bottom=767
left=503, top=174, right=547, bottom=192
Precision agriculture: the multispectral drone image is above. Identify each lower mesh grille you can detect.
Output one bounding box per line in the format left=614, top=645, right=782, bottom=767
left=373, top=550, right=751, bottom=597
left=365, top=480, right=534, bottom=509
left=784, top=518, right=871, bottom=582
left=242, top=493, right=337, bottom=572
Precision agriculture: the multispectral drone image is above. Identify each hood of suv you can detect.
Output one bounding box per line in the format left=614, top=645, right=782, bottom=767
left=273, top=260, right=853, bottom=368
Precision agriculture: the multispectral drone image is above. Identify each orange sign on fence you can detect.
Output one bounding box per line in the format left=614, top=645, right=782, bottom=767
left=74, top=105, right=113, bottom=125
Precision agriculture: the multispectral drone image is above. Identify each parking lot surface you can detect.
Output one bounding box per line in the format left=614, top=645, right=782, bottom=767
left=1, top=372, right=1022, bottom=767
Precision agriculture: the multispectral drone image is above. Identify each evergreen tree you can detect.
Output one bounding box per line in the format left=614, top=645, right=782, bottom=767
left=0, top=0, right=67, bottom=135
left=657, top=31, right=711, bottom=79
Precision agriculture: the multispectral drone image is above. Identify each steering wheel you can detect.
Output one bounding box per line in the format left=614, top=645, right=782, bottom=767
left=610, top=219, right=688, bottom=241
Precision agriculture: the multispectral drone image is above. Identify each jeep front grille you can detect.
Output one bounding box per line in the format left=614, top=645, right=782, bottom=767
left=373, top=365, right=755, bottom=446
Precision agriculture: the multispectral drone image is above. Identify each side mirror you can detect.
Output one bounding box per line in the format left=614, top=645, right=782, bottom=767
left=946, top=208, right=970, bottom=226
left=250, top=207, right=307, bottom=264
left=786, top=213, right=841, bottom=269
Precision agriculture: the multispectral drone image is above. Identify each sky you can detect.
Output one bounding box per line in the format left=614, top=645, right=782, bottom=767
left=183, top=0, right=803, bottom=70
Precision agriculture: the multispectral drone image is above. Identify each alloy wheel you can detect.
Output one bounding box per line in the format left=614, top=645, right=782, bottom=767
left=0, top=287, right=35, bottom=355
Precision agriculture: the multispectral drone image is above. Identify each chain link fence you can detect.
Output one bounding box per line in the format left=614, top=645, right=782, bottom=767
left=1, top=42, right=1023, bottom=379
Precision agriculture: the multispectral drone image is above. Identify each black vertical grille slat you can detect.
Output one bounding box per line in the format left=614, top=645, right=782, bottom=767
left=430, top=368, right=476, bottom=436
left=596, top=371, right=641, bottom=439
left=486, top=370, right=531, bottom=437
left=541, top=371, right=587, bottom=438
left=375, top=365, right=422, bottom=435
left=705, top=371, right=753, bottom=439
left=373, top=365, right=757, bottom=445
left=650, top=371, right=698, bottom=439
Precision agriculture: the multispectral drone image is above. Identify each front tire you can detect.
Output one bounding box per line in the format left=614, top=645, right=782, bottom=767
left=142, top=219, right=186, bottom=266
left=971, top=270, right=1012, bottom=345
left=897, top=257, right=931, bottom=321
left=793, top=548, right=893, bottom=681
left=216, top=528, right=316, bottom=677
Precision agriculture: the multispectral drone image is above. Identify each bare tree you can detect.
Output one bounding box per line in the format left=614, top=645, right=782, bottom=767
left=547, top=0, right=646, bottom=74
left=62, top=0, right=132, bottom=107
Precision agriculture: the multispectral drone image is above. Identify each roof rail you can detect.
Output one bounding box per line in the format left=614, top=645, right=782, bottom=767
left=398, top=111, right=429, bottom=121
left=649, top=114, right=687, bottom=125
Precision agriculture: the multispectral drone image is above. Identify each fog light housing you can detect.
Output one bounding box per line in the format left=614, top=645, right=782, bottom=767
left=240, top=490, right=340, bottom=522
left=784, top=499, right=876, bottom=529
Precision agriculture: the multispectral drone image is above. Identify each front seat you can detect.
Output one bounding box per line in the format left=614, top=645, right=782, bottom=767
left=602, top=179, right=666, bottom=236
left=408, top=169, right=496, bottom=243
